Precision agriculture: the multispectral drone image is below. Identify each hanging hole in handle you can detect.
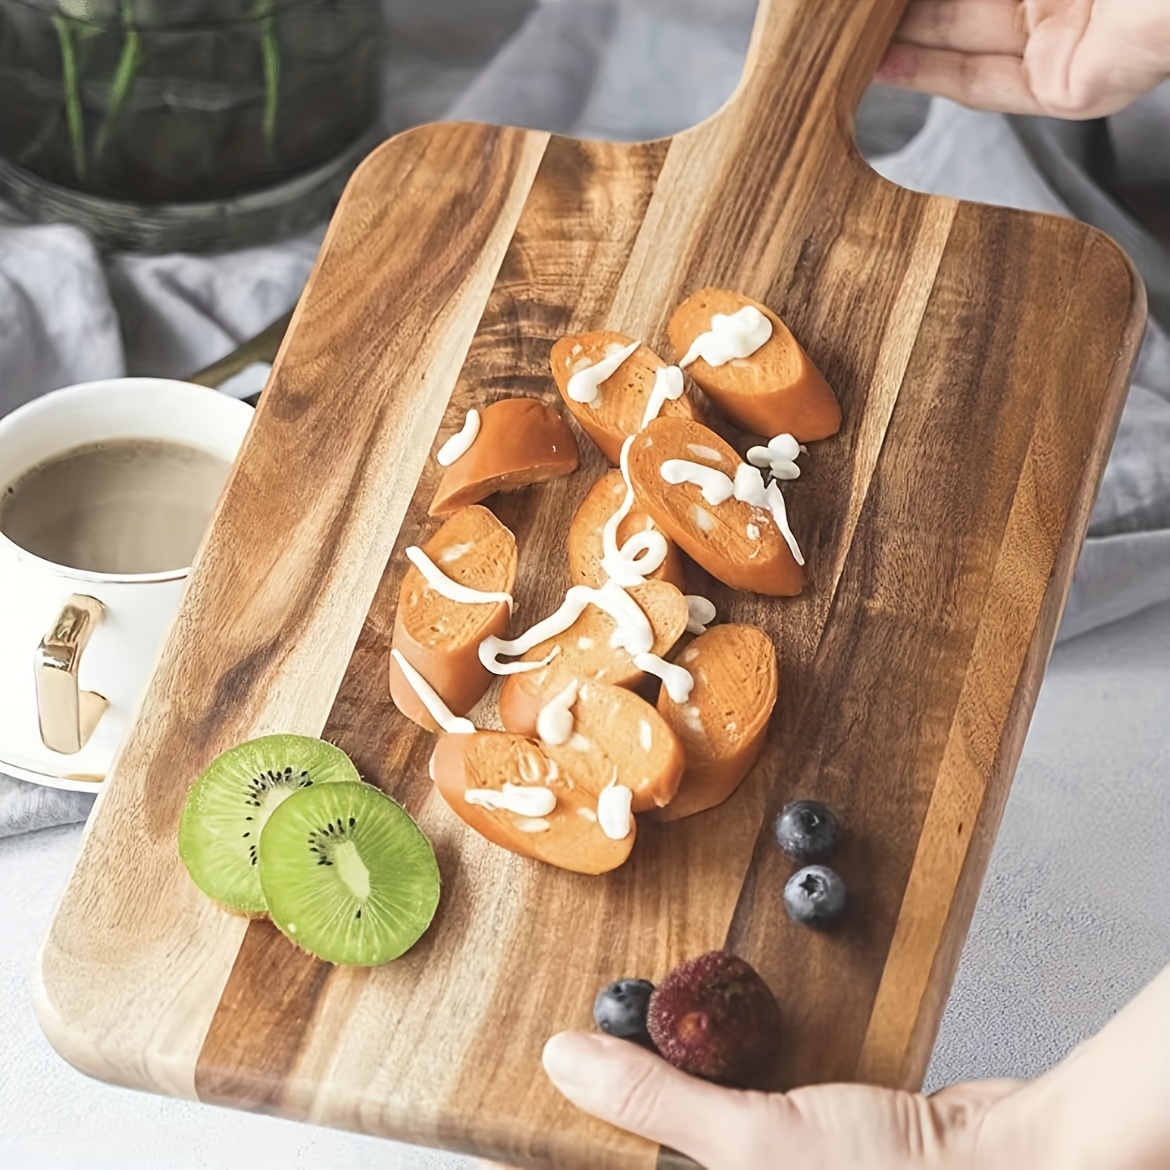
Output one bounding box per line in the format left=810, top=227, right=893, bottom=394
left=35, top=594, right=109, bottom=756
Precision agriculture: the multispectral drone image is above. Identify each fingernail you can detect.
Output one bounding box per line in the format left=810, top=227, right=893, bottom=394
left=542, top=1031, right=609, bottom=1089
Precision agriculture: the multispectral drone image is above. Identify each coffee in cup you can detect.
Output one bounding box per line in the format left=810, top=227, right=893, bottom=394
left=0, top=437, right=232, bottom=576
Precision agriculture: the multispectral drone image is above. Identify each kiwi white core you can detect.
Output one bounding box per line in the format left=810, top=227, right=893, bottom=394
left=334, top=841, right=371, bottom=901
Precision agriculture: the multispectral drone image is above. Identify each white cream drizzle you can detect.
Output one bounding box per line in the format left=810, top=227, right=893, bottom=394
left=390, top=649, right=476, bottom=734
left=601, top=436, right=637, bottom=569
left=679, top=305, right=773, bottom=369
left=660, top=459, right=735, bottom=505
left=659, top=455, right=805, bottom=566
left=693, top=506, right=716, bottom=532
left=567, top=339, right=641, bottom=405
left=405, top=545, right=515, bottom=615
left=597, top=782, right=634, bottom=841
left=536, top=679, right=578, bottom=747
left=633, top=652, right=695, bottom=702
left=600, top=436, right=669, bottom=587
left=464, top=783, right=557, bottom=818
left=732, top=462, right=769, bottom=509
left=685, top=595, right=717, bottom=635
left=480, top=646, right=559, bottom=677
left=733, top=463, right=804, bottom=563
left=515, top=817, right=552, bottom=833
left=595, top=580, right=656, bottom=654
left=436, top=409, right=481, bottom=466
left=479, top=579, right=696, bottom=699
left=747, top=432, right=802, bottom=481
left=639, top=364, right=685, bottom=430
left=638, top=719, right=653, bottom=752
left=765, top=480, right=805, bottom=565
left=480, top=581, right=651, bottom=674
left=438, top=541, right=475, bottom=564
left=602, top=528, right=668, bottom=586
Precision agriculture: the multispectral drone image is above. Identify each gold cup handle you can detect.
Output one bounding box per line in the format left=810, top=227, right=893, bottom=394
left=35, top=595, right=110, bottom=755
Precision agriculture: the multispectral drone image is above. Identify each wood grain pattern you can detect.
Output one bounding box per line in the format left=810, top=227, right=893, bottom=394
left=36, top=1, right=1146, bottom=1168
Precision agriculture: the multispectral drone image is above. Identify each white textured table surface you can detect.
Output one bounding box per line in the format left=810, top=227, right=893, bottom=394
left=5, top=601, right=1169, bottom=1167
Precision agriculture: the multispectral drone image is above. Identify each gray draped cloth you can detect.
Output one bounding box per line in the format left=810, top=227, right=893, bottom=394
left=1, top=11, right=1169, bottom=1169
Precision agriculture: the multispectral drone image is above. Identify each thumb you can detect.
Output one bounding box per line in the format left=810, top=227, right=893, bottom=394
left=542, top=1031, right=759, bottom=1168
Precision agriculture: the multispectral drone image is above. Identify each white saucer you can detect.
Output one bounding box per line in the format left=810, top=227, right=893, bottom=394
left=0, top=751, right=103, bottom=793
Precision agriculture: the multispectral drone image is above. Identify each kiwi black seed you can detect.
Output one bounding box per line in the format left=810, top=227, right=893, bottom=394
left=258, top=781, right=440, bottom=965
left=178, top=734, right=359, bottom=915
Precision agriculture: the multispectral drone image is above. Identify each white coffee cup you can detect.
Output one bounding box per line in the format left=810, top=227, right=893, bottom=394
left=0, top=379, right=252, bottom=789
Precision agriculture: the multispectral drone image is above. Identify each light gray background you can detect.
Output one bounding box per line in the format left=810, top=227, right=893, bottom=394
left=2, top=2, right=1169, bottom=1166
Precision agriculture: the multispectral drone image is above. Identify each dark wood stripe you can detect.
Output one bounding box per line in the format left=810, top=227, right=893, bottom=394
left=195, top=922, right=339, bottom=1110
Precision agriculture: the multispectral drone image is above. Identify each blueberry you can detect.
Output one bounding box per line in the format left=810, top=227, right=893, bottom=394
left=774, top=800, right=840, bottom=862
left=593, top=978, right=655, bottom=1039
left=784, top=865, right=847, bottom=927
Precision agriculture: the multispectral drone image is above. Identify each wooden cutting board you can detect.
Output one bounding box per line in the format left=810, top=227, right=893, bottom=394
left=36, top=2, right=1146, bottom=1167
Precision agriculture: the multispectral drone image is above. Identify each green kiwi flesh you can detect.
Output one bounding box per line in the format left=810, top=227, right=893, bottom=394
left=258, top=781, right=440, bottom=965
left=178, top=734, right=360, bottom=915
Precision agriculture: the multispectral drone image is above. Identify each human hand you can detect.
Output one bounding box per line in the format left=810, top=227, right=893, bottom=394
left=876, top=0, right=1170, bottom=118
left=480, top=967, right=1170, bottom=1169
left=538, top=1031, right=1024, bottom=1170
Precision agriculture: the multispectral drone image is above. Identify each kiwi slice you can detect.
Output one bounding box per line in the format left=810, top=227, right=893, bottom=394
left=258, top=782, right=440, bottom=965
left=178, top=734, right=359, bottom=915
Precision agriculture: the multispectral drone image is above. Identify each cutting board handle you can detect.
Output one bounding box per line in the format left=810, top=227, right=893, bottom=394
left=732, top=0, right=909, bottom=137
